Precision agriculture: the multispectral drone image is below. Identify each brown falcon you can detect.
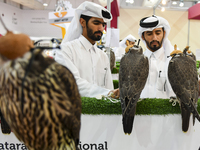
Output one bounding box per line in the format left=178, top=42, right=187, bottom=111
left=168, top=45, right=200, bottom=132
left=0, top=47, right=81, bottom=150
left=119, top=44, right=149, bottom=134
left=104, top=47, right=116, bottom=71
left=0, top=16, right=81, bottom=150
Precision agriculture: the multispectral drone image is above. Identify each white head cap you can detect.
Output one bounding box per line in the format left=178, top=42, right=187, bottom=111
left=62, top=1, right=112, bottom=43
left=138, top=15, right=173, bottom=55
left=119, top=34, right=137, bottom=48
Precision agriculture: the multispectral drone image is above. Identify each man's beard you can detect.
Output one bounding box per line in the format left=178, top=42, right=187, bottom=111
left=87, top=25, right=102, bottom=41
left=145, top=37, right=164, bottom=52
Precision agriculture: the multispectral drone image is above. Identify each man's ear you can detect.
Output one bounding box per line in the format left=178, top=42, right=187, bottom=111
left=142, top=34, right=145, bottom=40
left=80, top=18, right=86, bottom=28
left=163, top=30, right=166, bottom=37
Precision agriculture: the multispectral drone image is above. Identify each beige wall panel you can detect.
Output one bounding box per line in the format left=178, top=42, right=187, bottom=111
left=156, top=10, right=189, bottom=51
left=189, top=19, right=200, bottom=55
left=118, top=9, right=153, bottom=49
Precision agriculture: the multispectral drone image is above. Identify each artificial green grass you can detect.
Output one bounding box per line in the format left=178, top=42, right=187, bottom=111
left=113, top=80, right=119, bottom=89
left=196, top=61, right=199, bottom=68
left=81, top=97, right=200, bottom=115
left=111, top=67, right=119, bottom=74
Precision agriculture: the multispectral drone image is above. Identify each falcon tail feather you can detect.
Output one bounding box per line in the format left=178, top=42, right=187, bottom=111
left=193, top=113, right=196, bottom=126
left=183, top=99, right=200, bottom=129
left=0, top=114, right=11, bottom=134
left=188, top=99, right=200, bottom=122
left=122, top=106, right=136, bottom=134
left=181, top=103, right=190, bottom=132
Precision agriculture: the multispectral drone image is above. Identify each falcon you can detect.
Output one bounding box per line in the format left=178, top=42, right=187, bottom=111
left=168, top=45, right=200, bottom=132
left=0, top=47, right=81, bottom=150
left=104, top=48, right=115, bottom=71
left=119, top=44, right=149, bottom=134
left=110, top=49, right=115, bottom=72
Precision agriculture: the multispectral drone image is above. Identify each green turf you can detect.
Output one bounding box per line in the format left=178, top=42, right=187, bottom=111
left=81, top=97, right=200, bottom=115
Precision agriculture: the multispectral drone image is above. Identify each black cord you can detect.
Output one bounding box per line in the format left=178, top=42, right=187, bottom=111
left=137, top=39, right=140, bottom=46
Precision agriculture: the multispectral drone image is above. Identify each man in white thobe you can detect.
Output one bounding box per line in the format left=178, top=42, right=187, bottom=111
left=114, top=34, right=137, bottom=62
left=138, top=15, right=176, bottom=99
left=55, top=1, right=119, bottom=98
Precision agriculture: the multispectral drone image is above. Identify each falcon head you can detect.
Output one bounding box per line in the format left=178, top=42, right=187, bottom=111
left=183, top=46, right=190, bottom=55
left=0, top=16, right=34, bottom=60
left=170, top=44, right=183, bottom=57
left=125, top=45, right=143, bottom=54
left=183, top=46, right=196, bottom=60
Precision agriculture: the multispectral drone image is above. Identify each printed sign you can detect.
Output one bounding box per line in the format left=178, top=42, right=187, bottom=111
left=1, top=115, right=200, bottom=150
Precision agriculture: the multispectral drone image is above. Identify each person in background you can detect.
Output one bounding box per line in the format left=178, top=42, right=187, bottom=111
left=114, top=34, right=137, bottom=62
left=138, top=15, right=176, bottom=99
left=55, top=1, right=119, bottom=98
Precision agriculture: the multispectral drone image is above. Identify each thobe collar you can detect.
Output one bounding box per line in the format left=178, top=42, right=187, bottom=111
left=79, top=35, right=97, bottom=53
left=145, top=46, right=165, bottom=60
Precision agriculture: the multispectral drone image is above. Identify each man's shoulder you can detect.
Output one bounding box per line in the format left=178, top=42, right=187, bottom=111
left=61, top=39, right=81, bottom=48
left=96, top=47, right=110, bottom=61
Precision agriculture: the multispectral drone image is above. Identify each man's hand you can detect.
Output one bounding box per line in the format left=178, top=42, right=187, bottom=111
left=108, top=88, right=120, bottom=99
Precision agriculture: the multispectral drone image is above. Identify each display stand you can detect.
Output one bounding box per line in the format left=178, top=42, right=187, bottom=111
left=0, top=114, right=200, bottom=150
left=48, top=1, right=75, bottom=39
left=1, top=97, right=200, bottom=150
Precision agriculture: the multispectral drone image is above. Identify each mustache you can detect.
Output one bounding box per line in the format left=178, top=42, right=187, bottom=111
left=94, top=31, right=103, bottom=35
left=150, top=40, right=160, bottom=45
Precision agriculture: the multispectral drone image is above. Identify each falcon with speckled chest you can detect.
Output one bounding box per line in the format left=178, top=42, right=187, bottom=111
left=168, top=45, right=200, bottom=132
left=119, top=45, right=149, bottom=134
left=0, top=48, right=81, bottom=150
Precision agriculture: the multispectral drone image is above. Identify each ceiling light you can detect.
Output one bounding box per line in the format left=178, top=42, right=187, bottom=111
left=198, top=1, right=200, bottom=3
left=43, top=3, right=48, bottom=6
left=126, top=0, right=134, bottom=4
left=179, top=2, right=184, bottom=7
left=172, top=1, right=177, bottom=5
left=161, top=7, right=165, bottom=12
left=162, top=0, right=167, bottom=5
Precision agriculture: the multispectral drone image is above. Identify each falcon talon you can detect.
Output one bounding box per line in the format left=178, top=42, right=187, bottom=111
left=172, top=101, right=177, bottom=106
left=169, top=97, right=180, bottom=106
left=102, top=95, right=120, bottom=103
left=101, top=95, right=107, bottom=101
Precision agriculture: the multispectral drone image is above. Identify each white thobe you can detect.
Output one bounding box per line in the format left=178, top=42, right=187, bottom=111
left=140, top=47, right=175, bottom=99
left=114, top=46, right=125, bottom=62
left=55, top=35, right=114, bottom=97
